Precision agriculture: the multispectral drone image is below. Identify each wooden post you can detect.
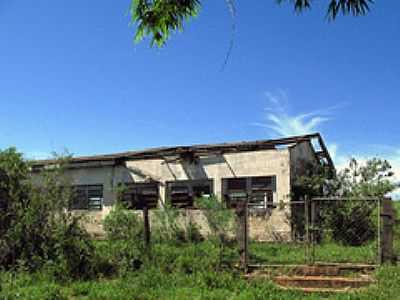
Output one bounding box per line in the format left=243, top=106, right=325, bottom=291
left=143, top=205, right=151, bottom=253
left=380, top=198, right=396, bottom=264
left=304, top=196, right=310, bottom=264
left=310, top=198, right=316, bottom=264
left=236, top=196, right=249, bottom=273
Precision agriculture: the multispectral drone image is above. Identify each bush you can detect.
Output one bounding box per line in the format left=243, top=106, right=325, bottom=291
left=194, top=196, right=236, bottom=268
left=294, top=157, right=397, bottom=246
left=0, top=148, right=95, bottom=280
left=323, top=200, right=377, bottom=246
left=151, top=204, right=186, bottom=243
left=103, top=205, right=144, bottom=242
left=103, top=205, right=146, bottom=274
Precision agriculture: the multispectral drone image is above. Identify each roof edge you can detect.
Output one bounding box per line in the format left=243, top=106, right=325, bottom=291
left=31, top=133, right=332, bottom=168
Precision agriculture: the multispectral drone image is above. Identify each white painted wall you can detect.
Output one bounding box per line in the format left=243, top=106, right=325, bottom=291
left=36, top=147, right=313, bottom=240
left=126, top=148, right=292, bottom=205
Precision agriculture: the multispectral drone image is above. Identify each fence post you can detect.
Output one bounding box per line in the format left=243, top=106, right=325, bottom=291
left=304, top=196, right=310, bottom=264
left=380, top=197, right=396, bottom=264
left=143, top=205, right=151, bottom=253
left=310, top=197, right=317, bottom=264
left=236, top=196, right=249, bottom=273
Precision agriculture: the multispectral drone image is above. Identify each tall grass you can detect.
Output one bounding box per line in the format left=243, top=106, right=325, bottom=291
left=1, top=241, right=399, bottom=300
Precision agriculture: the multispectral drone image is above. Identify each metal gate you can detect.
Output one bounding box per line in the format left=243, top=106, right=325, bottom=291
left=246, top=197, right=384, bottom=268
left=307, top=197, right=381, bottom=265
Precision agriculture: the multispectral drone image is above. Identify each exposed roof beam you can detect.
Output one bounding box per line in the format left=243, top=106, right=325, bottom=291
left=31, top=133, right=333, bottom=169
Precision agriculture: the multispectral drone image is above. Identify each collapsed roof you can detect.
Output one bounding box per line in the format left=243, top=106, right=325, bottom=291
left=31, top=133, right=334, bottom=170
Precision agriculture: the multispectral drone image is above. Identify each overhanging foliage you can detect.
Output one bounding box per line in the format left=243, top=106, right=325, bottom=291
left=130, top=0, right=375, bottom=46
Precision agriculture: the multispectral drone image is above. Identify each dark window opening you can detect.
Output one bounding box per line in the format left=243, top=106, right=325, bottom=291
left=119, top=182, right=159, bottom=210
left=71, top=185, right=103, bottom=210
left=222, top=176, right=275, bottom=209
left=166, top=179, right=213, bottom=208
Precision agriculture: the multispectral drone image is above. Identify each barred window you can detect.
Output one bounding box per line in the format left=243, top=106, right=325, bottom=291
left=119, top=182, right=159, bottom=210
left=166, top=179, right=213, bottom=208
left=71, top=185, right=103, bottom=210
left=222, top=176, right=275, bottom=209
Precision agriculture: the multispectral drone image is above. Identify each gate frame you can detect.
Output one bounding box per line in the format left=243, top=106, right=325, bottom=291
left=242, top=196, right=396, bottom=271
left=308, top=197, right=396, bottom=266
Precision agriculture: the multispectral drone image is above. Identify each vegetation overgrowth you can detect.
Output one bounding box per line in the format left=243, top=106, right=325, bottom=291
left=1, top=241, right=400, bottom=300
left=0, top=148, right=399, bottom=299
left=1, top=208, right=399, bottom=299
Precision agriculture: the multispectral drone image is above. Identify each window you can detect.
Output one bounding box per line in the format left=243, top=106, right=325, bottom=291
left=223, top=178, right=248, bottom=208
left=71, top=185, right=103, bottom=210
left=166, top=179, right=213, bottom=208
left=222, top=176, right=275, bottom=209
left=248, top=176, right=274, bottom=209
left=119, top=182, right=159, bottom=210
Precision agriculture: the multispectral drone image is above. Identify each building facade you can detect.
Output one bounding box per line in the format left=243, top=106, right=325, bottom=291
left=32, top=133, right=333, bottom=240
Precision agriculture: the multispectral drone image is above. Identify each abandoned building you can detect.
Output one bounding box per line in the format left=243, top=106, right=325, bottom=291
left=31, top=133, right=334, bottom=240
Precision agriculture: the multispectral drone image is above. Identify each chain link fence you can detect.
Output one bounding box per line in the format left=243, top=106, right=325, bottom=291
left=116, top=196, right=393, bottom=270
left=246, top=197, right=385, bottom=267
left=247, top=200, right=309, bottom=266
left=308, top=198, right=380, bottom=265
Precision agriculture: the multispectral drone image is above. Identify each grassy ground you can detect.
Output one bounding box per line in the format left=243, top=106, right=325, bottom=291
left=250, top=241, right=377, bottom=265
left=0, top=203, right=398, bottom=300
left=1, top=264, right=400, bottom=299
left=1, top=239, right=399, bottom=300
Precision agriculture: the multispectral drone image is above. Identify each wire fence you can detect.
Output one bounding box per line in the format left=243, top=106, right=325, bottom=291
left=247, top=201, right=309, bottom=266
left=308, top=198, right=380, bottom=265
left=128, top=196, right=396, bottom=270
left=245, top=197, right=397, bottom=267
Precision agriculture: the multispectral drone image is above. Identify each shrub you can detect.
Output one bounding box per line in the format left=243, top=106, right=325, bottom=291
left=151, top=203, right=186, bottom=243
left=294, top=157, right=397, bottom=246
left=195, top=196, right=236, bottom=268
left=0, top=148, right=95, bottom=279
left=152, top=203, right=205, bottom=244
left=322, top=200, right=377, bottom=246
left=103, top=204, right=144, bottom=242
left=103, top=205, right=146, bottom=274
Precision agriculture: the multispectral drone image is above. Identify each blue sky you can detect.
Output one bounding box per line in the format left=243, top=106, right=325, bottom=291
left=0, top=1, right=399, bottom=195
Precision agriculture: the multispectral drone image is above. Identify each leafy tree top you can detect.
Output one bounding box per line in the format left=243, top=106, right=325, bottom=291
left=294, top=156, right=398, bottom=199
left=130, top=0, right=375, bottom=46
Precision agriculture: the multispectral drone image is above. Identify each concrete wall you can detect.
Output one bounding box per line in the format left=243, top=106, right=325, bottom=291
left=48, top=148, right=298, bottom=241
left=126, top=148, right=291, bottom=204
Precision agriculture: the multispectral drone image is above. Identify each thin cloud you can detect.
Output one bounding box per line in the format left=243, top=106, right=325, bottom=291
left=254, top=91, right=399, bottom=199
left=254, top=91, right=335, bottom=137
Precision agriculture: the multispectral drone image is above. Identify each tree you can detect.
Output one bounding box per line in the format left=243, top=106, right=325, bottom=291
left=295, top=157, right=397, bottom=246
left=294, top=157, right=397, bottom=199
left=336, top=157, right=397, bottom=198
left=129, top=0, right=375, bottom=47
left=0, top=148, right=95, bottom=279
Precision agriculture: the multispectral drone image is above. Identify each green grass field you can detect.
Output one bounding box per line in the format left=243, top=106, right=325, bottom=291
left=249, top=241, right=378, bottom=265
left=0, top=261, right=399, bottom=300
left=1, top=238, right=399, bottom=300
left=0, top=202, right=398, bottom=300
